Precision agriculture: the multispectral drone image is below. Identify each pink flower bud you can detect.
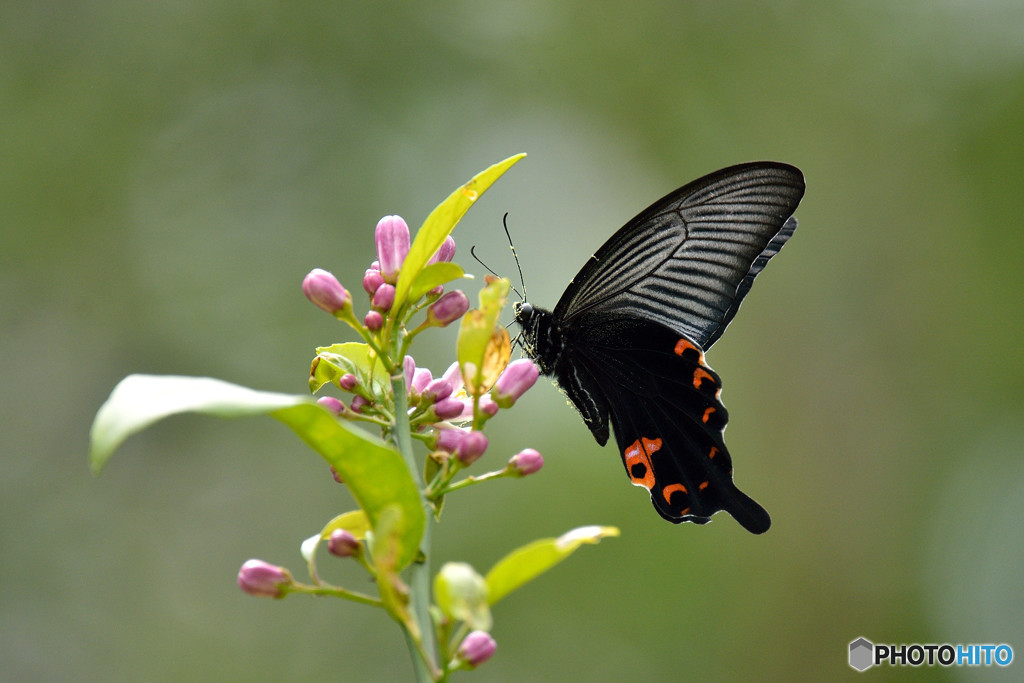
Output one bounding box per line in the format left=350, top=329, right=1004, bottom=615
left=350, top=395, right=368, bottom=413
left=372, top=283, right=396, bottom=311
left=338, top=374, right=358, bottom=391
left=457, top=631, right=496, bottom=668
left=427, top=285, right=444, bottom=297
left=302, top=269, right=351, bottom=316
left=426, top=290, right=470, bottom=327
left=456, top=431, right=488, bottom=466
left=364, top=310, right=383, bottom=331
left=237, top=559, right=292, bottom=598
left=375, top=215, right=410, bottom=283
left=327, top=529, right=361, bottom=558
left=434, top=236, right=457, bottom=263
left=433, top=398, right=465, bottom=420
left=509, top=448, right=544, bottom=476
left=424, top=378, right=453, bottom=401
left=492, top=359, right=540, bottom=408
left=317, top=396, right=344, bottom=415
left=329, top=466, right=344, bottom=484
left=478, top=395, right=499, bottom=418
left=363, top=268, right=385, bottom=296
left=435, top=427, right=467, bottom=453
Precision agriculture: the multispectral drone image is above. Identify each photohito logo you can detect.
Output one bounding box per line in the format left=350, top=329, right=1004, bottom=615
left=849, top=637, right=1013, bottom=671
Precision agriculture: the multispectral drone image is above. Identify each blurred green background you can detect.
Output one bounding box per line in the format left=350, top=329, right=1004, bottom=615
left=4, top=1, right=1023, bottom=680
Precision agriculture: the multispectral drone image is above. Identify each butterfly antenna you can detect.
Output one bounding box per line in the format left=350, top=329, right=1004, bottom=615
left=470, top=245, right=524, bottom=300
left=503, top=212, right=528, bottom=301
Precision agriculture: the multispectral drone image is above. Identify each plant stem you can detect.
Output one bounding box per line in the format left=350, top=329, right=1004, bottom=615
left=391, top=361, right=437, bottom=680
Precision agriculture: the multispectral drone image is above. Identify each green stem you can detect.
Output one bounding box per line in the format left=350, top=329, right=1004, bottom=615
left=391, top=358, right=437, bottom=681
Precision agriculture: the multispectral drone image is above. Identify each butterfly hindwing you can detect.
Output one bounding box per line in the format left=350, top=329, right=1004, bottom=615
left=561, top=317, right=771, bottom=533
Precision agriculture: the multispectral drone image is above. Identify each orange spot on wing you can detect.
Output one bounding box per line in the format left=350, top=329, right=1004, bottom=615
left=662, top=483, right=688, bottom=505
left=693, top=367, right=715, bottom=390
left=708, top=446, right=719, bottom=460
left=674, top=338, right=705, bottom=364
left=623, top=437, right=662, bottom=490
left=702, top=406, right=716, bottom=423
left=698, top=480, right=709, bottom=491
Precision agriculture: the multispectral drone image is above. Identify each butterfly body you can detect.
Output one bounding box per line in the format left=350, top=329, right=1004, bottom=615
left=514, top=162, right=805, bottom=534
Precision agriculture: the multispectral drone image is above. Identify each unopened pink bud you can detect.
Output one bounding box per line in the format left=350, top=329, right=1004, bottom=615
left=302, top=269, right=351, bottom=316
left=424, top=378, right=453, bottom=401
left=492, top=359, right=539, bottom=408
left=434, top=236, right=457, bottom=263
left=350, top=395, right=368, bottom=413
left=372, top=283, right=396, bottom=311
left=329, top=466, right=344, bottom=484
left=327, top=529, right=361, bottom=558
left=456, top=431, right=488, bottom=466
left=363, top=268, right=385, bottom=296
left=458, top=630, right=496, bottom=668
left=478, top=395, right=499, bottom=418
left=509, top=448, right=544, bottom=476
left=338, top=374, right=358, bottom=391
left=237, top=559, right=292, bottom=598
left=433, top=398, right=465, bottom=420
left=435, top=427, right=467, bottom=453
left=427, top=290, right=470, bottom=327
left=317, top=396, right=344, bottom=415
left=375, top=215, right=410, bottom=283
left=364, top=310, right=383, bottom=331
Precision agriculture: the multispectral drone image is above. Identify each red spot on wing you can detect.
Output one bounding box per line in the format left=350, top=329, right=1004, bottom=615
left=693, top=367, right=715, bottom=390
left=623, top=437, right=662, bottom=490
left=674, top=338, right=706, bottom=364
left=662, top=482, right=688, bottom=505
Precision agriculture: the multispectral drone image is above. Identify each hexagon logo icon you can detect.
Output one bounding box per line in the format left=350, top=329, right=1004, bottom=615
left=849, top=637, right=874, bottom=671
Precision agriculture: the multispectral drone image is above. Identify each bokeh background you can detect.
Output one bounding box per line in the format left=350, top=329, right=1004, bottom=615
left=4, top=2, right=1023, bottom=680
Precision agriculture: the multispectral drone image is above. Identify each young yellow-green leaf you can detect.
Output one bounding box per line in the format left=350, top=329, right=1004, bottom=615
left=89, top=374, right=424, bottom=570
left=393, top=152, right=525, bottom=314
left=370, top=504, right=417, bottom=636
left=434, top=562, right=492, bottom=631
left=485, top=525, right=620, bottom=605
left=457, top=277, right=511, bottom=394
left=300, top=509, right=372, bottom=565
left=408, top=262, right=465, bottom=302
left=320, top=509, right=372, bottom=541
left=309, top=342, right=388, bottom=394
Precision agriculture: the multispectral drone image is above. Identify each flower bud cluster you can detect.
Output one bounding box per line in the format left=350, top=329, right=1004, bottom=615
left=303, top=215, right=463, bottom=332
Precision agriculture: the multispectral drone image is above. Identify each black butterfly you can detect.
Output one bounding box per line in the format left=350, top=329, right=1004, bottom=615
left=514, top=162, right=805, bottom=534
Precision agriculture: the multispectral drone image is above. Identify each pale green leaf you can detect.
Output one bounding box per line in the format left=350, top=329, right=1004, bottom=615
left=485, top=525, right=620, bottom=605
left=89, top=374, right=424, bottom=569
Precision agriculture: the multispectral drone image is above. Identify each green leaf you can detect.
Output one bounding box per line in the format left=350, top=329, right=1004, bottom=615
left=408, top=262, right=465, bottom=302
left=457, top=277, right=511, bottom=394
left=434, top=562, right=492, bottom=630
left=393, top=152, right=525, bottom=314
left=89, top=374, right=424, bottom=569
left=485, top=525, right=620, bottom=605
left=370, top=504, right=417, bottom=635
left=309, top=342, right=388, bottom=394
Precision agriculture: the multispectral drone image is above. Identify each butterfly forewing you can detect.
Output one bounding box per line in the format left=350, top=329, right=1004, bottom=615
left=554, top=162, right=804, bottom=350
